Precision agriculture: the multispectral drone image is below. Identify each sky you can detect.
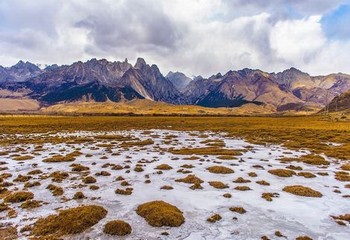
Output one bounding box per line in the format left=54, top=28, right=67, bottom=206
left=0, top=0, right=349, bottom=77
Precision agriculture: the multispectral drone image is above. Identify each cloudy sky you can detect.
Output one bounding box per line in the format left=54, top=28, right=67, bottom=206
left=0, top=0, right=349, bottom=77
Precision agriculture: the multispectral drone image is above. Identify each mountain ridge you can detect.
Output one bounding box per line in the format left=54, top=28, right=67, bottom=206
left=1, top=58, right=350, bottom=112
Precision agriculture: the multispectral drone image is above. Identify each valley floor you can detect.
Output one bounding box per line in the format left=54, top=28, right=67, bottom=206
left=0, top=116, right=349, bottom=239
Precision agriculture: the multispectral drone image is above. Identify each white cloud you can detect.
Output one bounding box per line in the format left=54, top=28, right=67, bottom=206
left=0, top=0, right=349, bottom=77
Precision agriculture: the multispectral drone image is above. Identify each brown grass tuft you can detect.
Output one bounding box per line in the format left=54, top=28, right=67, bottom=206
left=4, top=191, right=34, bottom=203
left=31, top=205, right=107, bottom=236
left=207, top=166, right=234, bottom=174
left=207, top=214, right=222, bottom=223
left=283, top=185, right=322, bottom=198
left=136, top=200, right=185, bottom=227
left=103, top=220, right=132, bottom=236
left=208, top=181, right=229, bottom=189
left=155, top=164, right=173, bottom=170
left=175, top=174, right=203, bottom=184
left=268, top=169, right=296, bottom=177
left=234, top=186, right=251, bottom=191
left=229, top=206, right=246, bottom=214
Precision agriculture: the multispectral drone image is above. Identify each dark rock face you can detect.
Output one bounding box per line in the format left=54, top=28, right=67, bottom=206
left=1, top=58, right=350, bottom=111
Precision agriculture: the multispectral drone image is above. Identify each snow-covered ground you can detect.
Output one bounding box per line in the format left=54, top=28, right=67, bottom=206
left=0, top=130, right=349, bottom=240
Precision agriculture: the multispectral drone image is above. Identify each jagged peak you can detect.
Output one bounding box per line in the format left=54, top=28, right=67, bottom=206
left=134, top=57, right=147, bottom=69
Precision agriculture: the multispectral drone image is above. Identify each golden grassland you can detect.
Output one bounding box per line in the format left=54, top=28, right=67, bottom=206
left=0, top=115, right=349, bottom=161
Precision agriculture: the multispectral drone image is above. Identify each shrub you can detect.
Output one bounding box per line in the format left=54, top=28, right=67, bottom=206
left=136, top=201, right=185, bottom=227
left=268, top=169, right=296, bottom=177
left=209, top=181, right=229, bottom=189
left=31, top=205, right=107, bottom=236
left=207, top=214, right=222, bottom=223
left=4, top=191, right=34, bottom=203
left=283, top=185, right=322, bottom=198
left=103, top=220, right=132, bottom=236
left=229, top=207, right=246, bottom=214
left=207, top=166, right=234, bottom=174
left=175, top=175, right=203, bottom=184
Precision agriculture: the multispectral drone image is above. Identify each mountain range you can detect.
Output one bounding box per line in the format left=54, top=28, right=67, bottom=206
left=1, top=58, right=350, bottom=113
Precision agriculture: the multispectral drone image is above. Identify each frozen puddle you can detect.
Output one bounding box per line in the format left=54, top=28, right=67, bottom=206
left=0, top=130, right=349, bottom=239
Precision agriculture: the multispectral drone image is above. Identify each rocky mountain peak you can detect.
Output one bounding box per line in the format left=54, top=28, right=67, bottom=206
left=134, top=57, right=147, bottom=69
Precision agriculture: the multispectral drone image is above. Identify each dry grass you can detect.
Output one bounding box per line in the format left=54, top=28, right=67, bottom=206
left=208, top=181, right=229, bottom=189
left=160, top=185, right=174, bottom=190
left=47, top=184, right=64, bottom=196
left=83, top=176, right=97, bottom=184
left=283, top=185, right=322, bottom=198
left=103, top=220, right=132, bottom=236
left=31, top=205, right=107, bottom=236
left=229, top=207, right=246, bottom=214
left=170, top=147, right=244, bottom=156
left=262, top=192, right=279, bottom=201
left=256, top=180, right=270, bottom=186
left=20, top=200, right=42, bottom=209
left=233, top=177, right=251, bottom=183
left=175, top=174, right=203, bottom=184
left=207, top=166, right=234, bottom=174
left=115, top=188, right=133, bottom=195
left=4, top=191, right=34, bottom=203
left=12, top=155, right=34, bottom=161
left=136, top=201, right=185, bottom=227
left=0, top=226, right=17, bottom=240
left=297, top=172, right=316, bottom=178
left=207, top=214, right=222, bottom=223
left=268, top=169, right=296, bottom=177
left=331, top=214, right=350, bottom=226
left=155, top=164, right=173, bottom=170
left=335, top=171, right=350, bottom=182
left=280, top=154, right=329, bottom=166
left=234, top=186, right=251, bottom=191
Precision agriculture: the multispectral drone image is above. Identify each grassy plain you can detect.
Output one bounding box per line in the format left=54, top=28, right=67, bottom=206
left=0, top=115, right=349, bottom=160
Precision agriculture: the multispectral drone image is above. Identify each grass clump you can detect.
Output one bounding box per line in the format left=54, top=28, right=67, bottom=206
left=175, top=174, right=203, bottom=184
left=31, top=205, right=107, bottom=236
left=160, top=185, right=174, bottom=190
left=136, top=200, right=185, bottom=227
left=341, top=164, right=350, bottom=171
left=297, top=172, right=316, bottom=178
left=280, top=154, right=329, bottom=166
left=256, top=180, right=270, bottom=186
left=115, top=188, right=133, bottom=195
left=283, top=185, right=322, bottom=198
left=4, top=191, right=34, bottom=203
left=83, top=176, right=96, bottom=184
left=233, top=177, right=251, bottom=183
left=207, top=166, right=234, bottom=174
left=20, top=200, right=42, bottom=209
left=71, top=164, right=90, bottom=172
left=331, top=214, right=350, bottom=226
left=223, top=193, right=232, bottom=198
left=335, top=171, right=350, bottom=182
left=209, top=181, right=229, bottom=189
left=268, top=169, right=296, bottom=177
left=50, top=171, right=69, bottom=183
left=103, top=220, right=132, bottom=236
left=43, top=151, right=81, bottom=163
left=155, top=164, right=173, bottom=170
left=229, top=207, right=246, bottom=214
left=47, top=184, right=64, bottom=196
left=73, top=192, right=85, bottom=200
left=170, top=147, right=243, bottom=156
left=207, top=214, right=222, bottom=223
left=262, top=192, right=279, bottom=201
left=234, top=186, right=251, bottom=191
left=13, top=155, right=34, bottom=161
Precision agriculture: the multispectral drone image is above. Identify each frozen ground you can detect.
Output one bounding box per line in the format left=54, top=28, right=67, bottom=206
left=0, top=130, right=349, bottom=239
